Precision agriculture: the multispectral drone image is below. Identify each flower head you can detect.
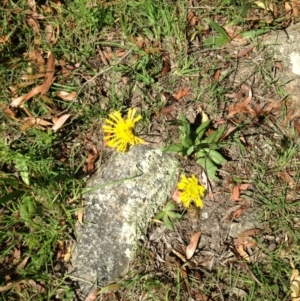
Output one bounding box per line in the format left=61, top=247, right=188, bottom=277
left=177, top=174, right=205, bottom=208
left=103, top=108, right=144, bottom=152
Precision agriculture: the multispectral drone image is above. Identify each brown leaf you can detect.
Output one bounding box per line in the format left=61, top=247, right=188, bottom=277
left=77, top=199, right=85, bottom=225
left=172, top=188, right=181, bottom=204
left=16, top=256, right=30, bottom=272
left=161, top=53, right=171, bottom=76
left=239, top=183, right=250, bottom=190
left=213, top=69, right=221, bottom=81
left=0, top=34, right=10, bottom=46
left=56, top=91, right=77, bottom=101
left=275, top=61, right=283, bottom=71
left=27, top=17, right=40, bottom=35
left=0, top=281, right=21, bottom=292
left=231, top=185, right=240, bottom=201
left=0, top=103, right=16, bottom=119
left=187, top=11, right=199, bottom=26
left=278, top=171, right=296, bottom=188
left=174, top=88, right=189, bottom=100
left=285, top=1, right=292, bottom=12
left=40, top=51, right=55, bottom=95
left=43, top=22, right=59, bottom=44
left=13, top=248, right=21, bottom=261
left=20, top=74, right=45, bottom=80
left=222, top=125, right=237, bottom=139
left=27, top=280, right=45, bottom=293
left=10, top=84, right=44, bottom=107
left=83, top=145, right=99, bottom=172
left=186, top=232, right=201, bottom=260
left=227, top=88, right=253, bottom=118
left=27, top=0, right=36, bottom=11
left=51, top=114, right=71, bottom=132
left=291, top=0, right=299, bottom=19
left=160, top=104, right=177, bottom=115
left=84, top=289, right=99, bottom=301
left=231, top=207, right=244, bottom=219
left=63, top=246, right=72, bottom=263
left=45, top=24, right=54, bottom=42
left=224, top=92, right=243, bottom=99
left=20, top=117, right=53, bottom=131
left=234, top=228, right=261, bottom=261
left=105, top=50, right=126, bottom=59
left=294, top=118, right=300, bottom=135
left=236, top=45, right=254, bottom=58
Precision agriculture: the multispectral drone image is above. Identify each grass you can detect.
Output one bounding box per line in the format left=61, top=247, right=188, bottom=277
left=1, top=0, right=300, bottom=300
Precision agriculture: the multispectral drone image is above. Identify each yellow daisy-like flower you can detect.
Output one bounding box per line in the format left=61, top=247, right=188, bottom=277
left=177, top=174, right=205, bottom=208
left=103, top=108, right=144, bottom=152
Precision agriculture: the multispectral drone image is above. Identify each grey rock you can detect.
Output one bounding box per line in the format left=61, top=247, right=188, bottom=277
left=228, top=23, right=300, bottom=105
left=70, top=145, right=179, bottom=296
left=263, top=22, right=300, bottom=103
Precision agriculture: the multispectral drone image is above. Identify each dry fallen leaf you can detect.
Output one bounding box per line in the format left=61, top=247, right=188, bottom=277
left=11, top=84, right=44, bottom=107
left=0, top=103, right=16, bottom=119
left=56, top=91, right=77, bottom=101
left=174, top=88, right=189, bottom=100
left=51, top=114, right=71, bottom=132
left=186, top=232, right=201, bottom=260
left=77, top=200, right=84, bottom=225
left=291, top=260, right=300, bottom=300
left=213, top=69, right=221, bottom=81
left=84, top=289, right=99, bottom=301
left=63, top=246, right=72, bottom=263
left=83, top=145, right=99, bottom=172
left=16, top=256, right=30, bottom=272
left=27, top=0, right=36, bottom=11
left=278, top=171, right=296, bottom=188
left=40, top=51, right=55, bottom=95
left=231, top=185, right=241, bottom=201
left=20, top=117, right=53, bottom=131
left=27, top=17, right=40, bottom=35
left=291, top=0, right=299, bottom=20
left=227, top=88, right=254, bottom=118
left=234, top=228, right=261, bottom=261
left=161, top=53, right=171, bottom=76
left=231, top=207, right=244, bottom=219
left=27, top=279, right=45, bottom=293
left=236, top=45, right=254, bottom=58
left=294, top=118, right=300, bottom=135
left=172, top=188, right=181, bottom=205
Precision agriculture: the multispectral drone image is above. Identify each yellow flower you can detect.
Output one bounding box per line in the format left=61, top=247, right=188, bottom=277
left=103, top=108, right=144, bottom=152
left=177, top=174, right=205, bottom=208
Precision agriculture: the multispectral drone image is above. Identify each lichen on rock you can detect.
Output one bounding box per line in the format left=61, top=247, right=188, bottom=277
left=70, top=145, right=179, bottom=296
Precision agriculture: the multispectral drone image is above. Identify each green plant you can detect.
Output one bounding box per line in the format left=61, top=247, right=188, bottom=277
left=154, top=201, right=182, bottom=231
left=164, top=113, right=227, bottom=180
left=203, top=18, right=230, bottom=48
